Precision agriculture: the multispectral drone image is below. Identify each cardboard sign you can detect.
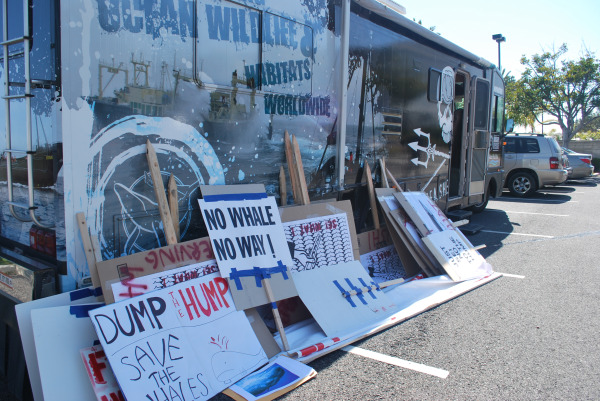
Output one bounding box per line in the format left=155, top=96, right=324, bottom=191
left=111, top=259, right=219, bottom=302
left=422, top=230, right=492, bottom=282
left=356, top=227, right=393, bottom=255
left=291, top=261, right=396, bottom=337
left=96, top=236, right=214, bottom=304
left=30, top=303, right=104, bottom=401
left=81, top=345, right=124, bottom=401
left=198, top=192, right=297, bottom=310
left=15, top=287, right=100, bottom=401
left=89, top=274, right=268, bottom=401
left=359, top=245, right=406, bottom=284
left=283, top=213, right=354, bottom=273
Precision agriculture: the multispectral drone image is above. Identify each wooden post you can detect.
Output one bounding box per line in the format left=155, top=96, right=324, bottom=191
left=379, top=158, right=389, bottom=188
left=279, top=166, right=287, bottom=206
left=76, top=213, right=102, bottom=294
left=168, top=174, right=180, bottom=241
left=292, top=134, right=310, bottom=205
left=146, top=140, right=178, bottom=245
left=386, top=168, right=402, bottom=192
left=364, top=160, right=380, bottom=229
left=284, top=131, right=300, bottom=203
left=261, top=278, right=290, bottom=351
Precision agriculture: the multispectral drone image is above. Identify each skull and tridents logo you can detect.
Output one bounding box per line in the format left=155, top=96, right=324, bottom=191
left=409, top=66, right=454, bottom=168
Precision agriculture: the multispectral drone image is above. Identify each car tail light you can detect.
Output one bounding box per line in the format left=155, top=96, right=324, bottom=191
left=580, top=158, right=591, bottom=164
left=550, top=157, right=559, bottom=169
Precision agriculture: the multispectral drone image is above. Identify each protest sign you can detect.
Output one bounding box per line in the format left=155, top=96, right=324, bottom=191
left=282, top=213, right=354, bottom=273
left=422, top=230, right=493, bottom=282
left=393, top=192, right=454, bottom=236
left=291, top=261, right=396, bottom=337
left=96, top=236, right=214, bottom=304
left=198, top=191, right=297, bottom=310
left=81, top=344, right=124, bottom=401
left=111, top=259, right=219, bottom=302
left=89, top=273, right=268, bottom=401
left=359, top=245, right=406, bottom=284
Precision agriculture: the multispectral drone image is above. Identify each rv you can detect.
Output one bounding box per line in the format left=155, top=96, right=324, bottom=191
left=0, top=0, right=504, bottom=292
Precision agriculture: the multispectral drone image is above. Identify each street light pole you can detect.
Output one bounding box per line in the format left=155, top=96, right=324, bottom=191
left=492, top=34, right=506, bottom=71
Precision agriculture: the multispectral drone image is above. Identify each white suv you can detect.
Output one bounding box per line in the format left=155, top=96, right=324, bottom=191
left=503, top=134, right=570, bottom=197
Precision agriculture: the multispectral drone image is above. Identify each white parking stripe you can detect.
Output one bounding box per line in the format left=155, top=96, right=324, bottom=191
left=487, top=210, right=569, bottom=217
left=480, top=230, right=555, bottom=238
left=342, top=346, right=449, bottom=379
left=499, top=273, right=526, bottom=279
left=491, top=198, right=578, bottom=204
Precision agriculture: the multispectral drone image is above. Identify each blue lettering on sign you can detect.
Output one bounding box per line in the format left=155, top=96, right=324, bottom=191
left=244, top=59, right=311, bottom=87
left=96, top=0, right=195, bottom=40
left=264, top=95, right=330, bottom=117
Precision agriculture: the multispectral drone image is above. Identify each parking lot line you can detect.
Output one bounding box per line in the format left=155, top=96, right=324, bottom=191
left=480, top=229, right=555, bottom=238
left=487, top=210, right=569, bottom=217
left=499, top=273, right=526, bottom=279
left=491, top=198, right=578, bottom=204
left=342, top=346, right=450, bottom=379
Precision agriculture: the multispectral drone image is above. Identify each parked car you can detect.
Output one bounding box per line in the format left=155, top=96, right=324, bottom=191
left=562, top=147, right=595, bottom=179
left=503, top=134, right=570, bottom=197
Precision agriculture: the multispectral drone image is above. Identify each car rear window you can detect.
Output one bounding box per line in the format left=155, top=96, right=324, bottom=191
left=548, top=138, right=561, bottom=154
left=522, top=138, right=540, bottom=153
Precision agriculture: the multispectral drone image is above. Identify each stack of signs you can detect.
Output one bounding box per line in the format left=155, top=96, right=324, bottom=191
left=393, top=191, right=492, bottom=281
left=89, top=273, right=269, bottom=401
left=376, top=188, right=439, bottom=277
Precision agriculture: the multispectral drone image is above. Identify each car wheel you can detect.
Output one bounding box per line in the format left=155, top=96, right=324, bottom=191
left=508, top=172, right=537, bottom=197
left=469, top=189, right=489, bottom=213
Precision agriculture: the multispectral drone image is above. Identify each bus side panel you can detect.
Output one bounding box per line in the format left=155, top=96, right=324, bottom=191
left=60, top=0, right=339, bottom=289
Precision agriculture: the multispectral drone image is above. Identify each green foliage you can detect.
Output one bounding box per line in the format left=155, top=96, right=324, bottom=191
left=506, top=44, right=600, bottom=147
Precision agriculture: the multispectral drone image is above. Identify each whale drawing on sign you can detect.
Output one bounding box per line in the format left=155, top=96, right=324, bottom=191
left=210, top=335, right=266, bottom=384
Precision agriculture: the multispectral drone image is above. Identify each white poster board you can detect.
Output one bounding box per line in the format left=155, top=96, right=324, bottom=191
left=111, top=259, right=219, bottom=302
left=292, top=261, right=396, bottom=337
left=198, top=193, right=297, bottom=310
left=394, top=192, right=454, bottom=235
left=30, top=303, right=104, bottom=401
left=283, top=213, right=354, bottom=272
left=422, top=230, right=492, bottom=281
left=15, top=287, right=100, bottom=401
left=89, top=273, right=268, bottom=401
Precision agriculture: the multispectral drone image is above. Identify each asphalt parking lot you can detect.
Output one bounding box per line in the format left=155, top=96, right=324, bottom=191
left=274, top=175, right=600, bottom=400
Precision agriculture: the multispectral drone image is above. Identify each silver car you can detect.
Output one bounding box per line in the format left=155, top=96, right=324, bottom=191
left=562, top=147, right=595, bottom=179
left=503, top=134, right=569, bottom=197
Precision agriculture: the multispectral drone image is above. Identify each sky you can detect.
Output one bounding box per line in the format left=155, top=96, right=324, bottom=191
left=396, top=0, right=600, bottom=78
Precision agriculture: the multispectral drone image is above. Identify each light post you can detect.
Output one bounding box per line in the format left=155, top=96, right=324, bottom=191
left=492, top=34, right=506, bottom=71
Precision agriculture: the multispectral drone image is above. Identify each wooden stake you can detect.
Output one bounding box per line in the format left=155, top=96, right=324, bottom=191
left=261, top=278, right=290, bottom=351
left=292, top=134, right=310, bottom=205
left=146, top=140, right=178, bottom=245
left=342, top=277, right=405, bottom=298
left=386, top=168, right=402, bottom=192
left=379, top=158, right=389, bottom=188
left=284, top=131, right=300, bottom=203
left=168, top=174, right=180, bottom=241
left=365, top=160, right=380, bottom=229
left=76, top=213, right=102, bottom=292
left=279, top=166, right=287, bottom=206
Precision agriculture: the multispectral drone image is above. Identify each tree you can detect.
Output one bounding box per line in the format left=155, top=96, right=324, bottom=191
left=516, top=45, right=600, bottom=147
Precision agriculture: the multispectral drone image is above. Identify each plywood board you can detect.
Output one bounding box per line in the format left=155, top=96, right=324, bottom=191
left=89, top=275, right=268, bottom=401
left=292, top=261, right=396, bottom=337
left=198, top=193, right=298, bottom=310
left=422, top=230, right=493, bottom=282
left=96, top=236, right=214, bottom=304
